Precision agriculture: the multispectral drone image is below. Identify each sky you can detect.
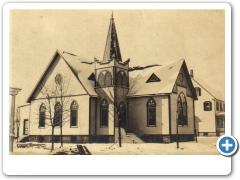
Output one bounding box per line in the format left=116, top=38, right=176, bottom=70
left=9, top=10, right=225, bottom=106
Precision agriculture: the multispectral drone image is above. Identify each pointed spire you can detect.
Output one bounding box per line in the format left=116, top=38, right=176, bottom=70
left=102, top=13, right=122, bottom=62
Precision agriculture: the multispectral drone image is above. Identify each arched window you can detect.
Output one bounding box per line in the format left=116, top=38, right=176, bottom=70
left=70, top=101, right=78, bottom=127
left=147, top=98, right=156, bottom=126
left=54, top=102, right=62, bottom=126
left=177, top=92, right=188, bottom=126
left=117, top=71, right=127, bottom=87
left=98, top=72, right=105, bottom=87
left=117, top=71, right=122, bottom=86
left=122, top=73, right=127, bottom=87
left=105, top=71, right=112, bottom=86
left=39, top=103, right=46, bottom=128
left=100, top=99, right=108, bottom=127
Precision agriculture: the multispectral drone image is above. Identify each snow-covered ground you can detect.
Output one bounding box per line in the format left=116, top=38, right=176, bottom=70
left=10, top=137, right=220, bottom=155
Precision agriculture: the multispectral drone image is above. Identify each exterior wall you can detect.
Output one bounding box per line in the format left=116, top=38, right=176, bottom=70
left=89, top=97, right=97, bottom=135
left=28, top=53, right=92, bottom=137
left=128, top=96, right=169, bottom=135
left=170, top=86, right=194, bottom=135
left=194, top=88, right=216, bottom=135
left=29, top=95, right=90, bottom=136
left=32, top=54, right=88, bottom=100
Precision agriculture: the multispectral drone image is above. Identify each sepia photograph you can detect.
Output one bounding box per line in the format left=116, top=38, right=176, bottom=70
left=8, top=8, right=225, bottom=157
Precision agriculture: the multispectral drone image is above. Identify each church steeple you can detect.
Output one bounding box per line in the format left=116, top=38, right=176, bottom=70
left=103, top=13, right=122, bottom=62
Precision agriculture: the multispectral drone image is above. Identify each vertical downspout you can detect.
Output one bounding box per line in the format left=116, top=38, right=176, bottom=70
left=89, top=97, right=91, bottom=143
left=95, top=98, right=97, bottom=135
left=168, top=95, right=172, bottom=142
left=193, top=99, right=197, bottom=142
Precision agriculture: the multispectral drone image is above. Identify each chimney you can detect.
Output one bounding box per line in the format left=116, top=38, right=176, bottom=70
left=190, top=69, right=194, bottom=77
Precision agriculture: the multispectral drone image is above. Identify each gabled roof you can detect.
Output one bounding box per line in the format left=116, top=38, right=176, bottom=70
left=191, top=76, right=224, bottom=101
left=27, top=50, right=98, bottom=103
left=128, top=59, right=197, bottom=99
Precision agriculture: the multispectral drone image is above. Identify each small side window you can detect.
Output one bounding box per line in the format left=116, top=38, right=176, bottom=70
left=204, top=101, right=212, bottom=111
left=195, top=87, right=201, bottom=96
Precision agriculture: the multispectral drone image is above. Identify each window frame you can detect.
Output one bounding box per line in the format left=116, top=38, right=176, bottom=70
left=204, top=101, right=212, bottom=111
left=177, top=92, right=188, bottom=126
left=216, top=116, right=225, bottom=128
left=216, top=101, right=220, bottom=111
left=117, top=71, right=127, bottom=87
left=54, top=102, right=62, bottom=127
left=98, top=72, right=105, bottom=87
left=70, top=100, right=78, bottom=128
left=100, top=99, right=109, bottom=127
left=23, top=119, right=28, bottom=135
left=147, top=98, right=157, bottom=127
left=104, top=71, right=112, bottom=86
left=39, top=103, right=46, bottom=128
left=195, top=87, right=201, bottom=96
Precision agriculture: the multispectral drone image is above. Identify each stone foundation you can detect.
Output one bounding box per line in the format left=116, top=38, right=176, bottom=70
left=28, top=134, right=194, bottom=143
left=198, top=132, right=224, bottom=137
left=29, top=135, right=90, bottom=143
left=170, top=134, right=195, bottom=142
left=90, top=135, right=114, bottom=143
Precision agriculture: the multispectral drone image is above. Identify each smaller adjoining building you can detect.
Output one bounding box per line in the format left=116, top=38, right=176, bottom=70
left=190, top=70, right=225, bottom=136
left=17, top=104, right=30, bottom=142
left=9, top=87, right=21, bottom=152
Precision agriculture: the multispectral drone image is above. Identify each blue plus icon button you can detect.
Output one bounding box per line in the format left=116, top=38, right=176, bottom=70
left=217, top=135, right=238, bottom=156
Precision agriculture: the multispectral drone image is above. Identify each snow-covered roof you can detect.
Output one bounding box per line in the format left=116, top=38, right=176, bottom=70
left=128, top=59, right=184, bottom=97
left=59, top=50, right=98, bottom=97
left=27, top=50, right=98, bottom=102
left=191, top=76, right=224, bottom=101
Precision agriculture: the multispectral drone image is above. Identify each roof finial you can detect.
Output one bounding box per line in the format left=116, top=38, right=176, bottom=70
left=111, top=10, right=113, bottom=18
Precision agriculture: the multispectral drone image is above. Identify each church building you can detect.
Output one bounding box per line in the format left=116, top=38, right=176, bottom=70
left=25, top=14, right=198, bottom=143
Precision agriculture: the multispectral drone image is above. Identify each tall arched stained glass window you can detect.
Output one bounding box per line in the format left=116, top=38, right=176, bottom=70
left=177, top=92, right=188, bottom=126
left=147, top=98, right=156, bottom=126
left=39, top=103, right=46, bottom=128
left=100, top=99, right=108, bottom=127
left=54, top=102, right=62, bottom=126
left=70, top=101, right=78, bottom=127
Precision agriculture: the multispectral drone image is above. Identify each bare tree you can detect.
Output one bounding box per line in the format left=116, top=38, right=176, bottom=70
left=128, top=74, right=142, bottom=96
left=104, top=74, right=141, bottom=147
left=35, top=76, right=71, bottom=151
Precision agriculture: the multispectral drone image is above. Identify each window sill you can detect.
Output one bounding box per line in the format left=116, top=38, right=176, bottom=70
left=147, top=125, right=157, bottom=127
left=178, top=125, right=188, bottom=127
left=38, top=127, right=45, bottom=129
left=100, top=126, right=108, bottom=128
left=70, top=126, right=78, bottom=128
